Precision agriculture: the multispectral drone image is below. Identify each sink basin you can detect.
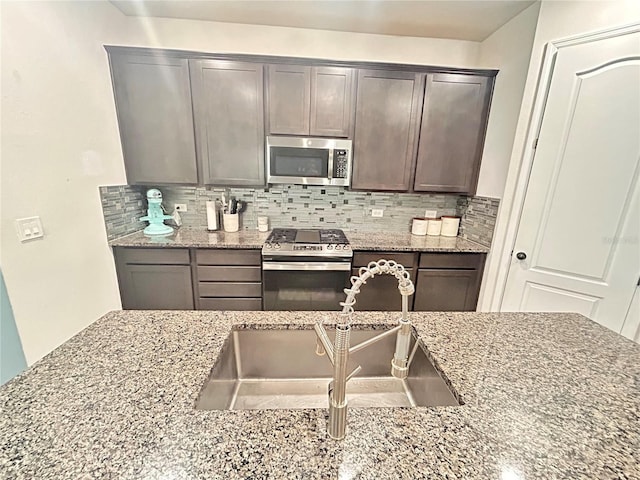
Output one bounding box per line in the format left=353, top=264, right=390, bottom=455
left=195, top=327, right=461, bottom=410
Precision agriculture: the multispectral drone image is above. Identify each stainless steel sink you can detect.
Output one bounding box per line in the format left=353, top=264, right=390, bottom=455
left=195, top=328, right=461, bottom=410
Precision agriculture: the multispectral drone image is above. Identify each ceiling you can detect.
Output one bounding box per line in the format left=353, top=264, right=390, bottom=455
left=110, top=0, right=537, bottom=42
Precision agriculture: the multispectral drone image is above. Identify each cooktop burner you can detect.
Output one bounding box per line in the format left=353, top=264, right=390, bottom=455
left=262, top=228, right=352, bottom=257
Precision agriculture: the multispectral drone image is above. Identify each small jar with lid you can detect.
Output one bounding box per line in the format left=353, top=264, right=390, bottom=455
left=440, top=216, right=461, bottom=237
left=411, top=217, right=429, bottom=236
left=426, top=218, right=442, bottom=236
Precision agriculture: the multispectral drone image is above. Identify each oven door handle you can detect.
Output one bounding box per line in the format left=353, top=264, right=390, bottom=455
left=262, top=262, right=351, bottom=272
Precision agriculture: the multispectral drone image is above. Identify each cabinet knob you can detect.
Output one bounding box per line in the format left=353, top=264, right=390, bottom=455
left=516, top=252, right=527, bottom=260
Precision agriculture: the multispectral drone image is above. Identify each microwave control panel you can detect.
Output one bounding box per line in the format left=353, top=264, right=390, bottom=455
left=333, top=150, right=350, bottom=179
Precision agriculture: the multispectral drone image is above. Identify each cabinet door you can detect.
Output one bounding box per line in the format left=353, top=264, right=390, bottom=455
left=414, top=74, right=493, bottom=194
left=414, top=269, right=481, bottom=311
left=351, top=268, right=415, bottom=311
left=267, top=64, right=311, bottom=135
left=109, top=53, right=198, bottom=184
left=190, top=60, right=265, bottom=186
left=118, top=264, right=194, bottom=310
left=351, top=70, right=424, bottom=191
left=310, top=67, right=354, bottom=138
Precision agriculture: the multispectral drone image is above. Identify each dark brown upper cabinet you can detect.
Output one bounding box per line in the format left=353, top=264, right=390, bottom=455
left=351, top=70, right=424, bottom=191
left=267, top=64, right=354, bottom=137
left=109, top=53, right=198, bottom=184
left=413, top=74, right=493, bottom=194
left=190, top=60, right=265, bottom=186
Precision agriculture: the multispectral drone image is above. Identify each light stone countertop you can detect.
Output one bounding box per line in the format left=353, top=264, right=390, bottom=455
left=1, top=310, right=638, bottom=479
left=109, top=228, right=489, bottom=253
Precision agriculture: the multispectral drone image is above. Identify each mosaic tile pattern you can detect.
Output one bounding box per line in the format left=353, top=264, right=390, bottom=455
left=457, top=196, right=500, bottom=248
left=158, top=185, right=459, bottom=232
left=99, top=185, right=146, bottom=241
left=1, top=310, right=639, bottom=478
left=99, top=185, right=500, bottom=246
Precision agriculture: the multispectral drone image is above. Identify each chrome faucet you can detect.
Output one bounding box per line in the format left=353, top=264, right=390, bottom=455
left=314, top=259, right=415, bottom=440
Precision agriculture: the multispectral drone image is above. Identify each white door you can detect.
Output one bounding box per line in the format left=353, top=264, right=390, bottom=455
left=502, top=29, right=640, bottom=335
left=621, top=287, right=640, bottom=342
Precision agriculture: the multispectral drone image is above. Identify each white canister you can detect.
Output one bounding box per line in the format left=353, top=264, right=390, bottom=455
left=426, top=218, right=442, bottom=236
left=223, top=213, right=239, bottom=232
left=440, top=216, right=461, bottom=237
left=257, top=216, right=269, bottom=232
left=411, top=217, right=428, bottom=236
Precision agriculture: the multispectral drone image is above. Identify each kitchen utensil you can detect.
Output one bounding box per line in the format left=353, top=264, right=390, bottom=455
left=139, top=188, right=173, bottom=236
left=223, top=213, right=239, bottom=232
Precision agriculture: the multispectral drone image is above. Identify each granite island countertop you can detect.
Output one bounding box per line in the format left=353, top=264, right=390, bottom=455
left=109, top=228, right=490, bottom=253
left=1, top=310, right=638, bottom=479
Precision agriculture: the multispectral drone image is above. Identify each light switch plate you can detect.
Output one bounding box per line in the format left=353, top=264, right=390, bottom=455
left=371, top=208, right=384, bottom=218
left=425, top=209, right=437, bottom=218
left=175, top=203, right=188, bottom=212
left=15, top=216, right=44, bottom=242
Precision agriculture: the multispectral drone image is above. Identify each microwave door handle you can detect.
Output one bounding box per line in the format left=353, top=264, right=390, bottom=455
left=327, top=148, right=334, bottom=179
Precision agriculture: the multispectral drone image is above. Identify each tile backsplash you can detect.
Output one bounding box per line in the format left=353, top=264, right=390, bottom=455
left=457, top=196, right=500, bottom=248
left=99, top=185, right=146, bottom=241
left=99, top=184, right=500, bottom=246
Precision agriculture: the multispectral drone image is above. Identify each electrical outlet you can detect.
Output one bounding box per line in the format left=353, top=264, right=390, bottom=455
left=15, top=216, right=44, bottom=242
left=175, top=203, right=188, bottom=212
left=425, top=209, right=437, bottom=218
left=371, top=208, right=384, bottom=218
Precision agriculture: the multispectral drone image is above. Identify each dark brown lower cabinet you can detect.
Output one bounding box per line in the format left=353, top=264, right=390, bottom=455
left=414, top=253, right=486, bottom=311
left=114, top=247, right=194, bottom=310
left=195, top=249, right=263, bottom=310
left=351, top=252, right=418, bottom=311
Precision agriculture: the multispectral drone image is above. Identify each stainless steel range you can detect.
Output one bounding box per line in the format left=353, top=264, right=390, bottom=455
left=262, top=228, right=352, bottom=310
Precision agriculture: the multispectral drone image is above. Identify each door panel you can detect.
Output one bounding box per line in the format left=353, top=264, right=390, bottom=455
left=620, top=287, right=640, bottom=343
left=120, top=265, right=194, bottom=310
left=414, top=269, right=480, bottom=311
left=351, top=70, right=423, bottom=191
left=310, top=67, right=354, bottom=137
left=502, top=31, right=640, bottom=334
left=110, top=54, right=198, bottom=184
left=267, top=64, right=311, bottom=135
left=414, top=74, right=491, bottom=194
left=190, top=60, right=265, bottom=186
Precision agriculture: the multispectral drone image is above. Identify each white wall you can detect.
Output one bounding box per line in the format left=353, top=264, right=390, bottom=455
left=475, top=3, right=540, bottom=199
left=480, top=0, right=640, bottom=311
left=123, top=15, right=480, bottom=67
left=1, top=1, right=483, bottom=364
left=0, top=1, right=132, bottom=363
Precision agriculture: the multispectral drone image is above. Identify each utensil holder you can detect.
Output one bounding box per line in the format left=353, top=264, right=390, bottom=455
left=223, top=213, right=239, bottom=232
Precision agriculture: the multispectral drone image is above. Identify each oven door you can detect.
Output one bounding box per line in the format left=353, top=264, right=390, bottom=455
left=262, top=261, right=351, bottom=311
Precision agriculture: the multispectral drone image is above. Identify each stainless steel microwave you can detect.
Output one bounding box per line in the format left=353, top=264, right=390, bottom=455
left=266, top=136, right=352, bottom=187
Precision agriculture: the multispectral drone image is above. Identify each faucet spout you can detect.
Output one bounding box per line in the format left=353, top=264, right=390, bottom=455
left=313, top=259, right=415, bottom=440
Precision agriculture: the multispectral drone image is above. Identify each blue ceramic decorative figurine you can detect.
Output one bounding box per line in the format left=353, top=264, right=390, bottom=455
left=140, top=188, right=173, bottom=236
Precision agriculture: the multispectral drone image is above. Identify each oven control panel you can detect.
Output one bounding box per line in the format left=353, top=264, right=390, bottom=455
left=293, top=245, right=323, bottom=251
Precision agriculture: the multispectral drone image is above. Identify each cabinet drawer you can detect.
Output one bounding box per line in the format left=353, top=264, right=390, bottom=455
left=353, top=252, right=416, bottom=268
left=196, top=249, right=261, bottom=266
left=419, top=253, right=484, bottom=269
left=197, top=266, right=261, bottom=282
left=116, top=247, right=190, bottom=265
left=199, top=297, right=263, bottom=311
left=199, top=282, right=262, bottom=298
